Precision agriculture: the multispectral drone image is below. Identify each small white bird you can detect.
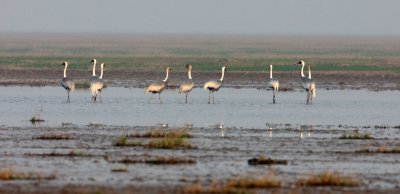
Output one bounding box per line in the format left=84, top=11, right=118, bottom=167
left=61, top=62, right=75, bottom=102
left=203, top=66, right=226, bottom=104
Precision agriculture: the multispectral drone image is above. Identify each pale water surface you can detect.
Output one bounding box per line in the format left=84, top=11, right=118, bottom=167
left=0, top=86, right=399, bottom=127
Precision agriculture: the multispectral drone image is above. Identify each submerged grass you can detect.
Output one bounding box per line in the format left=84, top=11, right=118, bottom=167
left=180, top=173, right=280, bottom=193
left=111, top=155, right=196, bottom=165
left=356, top=147, right=400, bottom=154
left=25, top=150, right=89, bottom=157
left=129, top=128, right=192, bottom=138
left=296, top=171, right=360, bottom=187
left=339, top=130, right=373, bottom=140
left=114, top=136, right=143, bottom=147
left=0, top=167, right=55, bottom=180
left=33, top=133, right=76, bottom=140
left=248, top=155, right=287, bottom=165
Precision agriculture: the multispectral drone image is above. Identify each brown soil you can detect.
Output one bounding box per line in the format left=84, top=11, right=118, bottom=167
left=0, top=69, right=399, bottom=90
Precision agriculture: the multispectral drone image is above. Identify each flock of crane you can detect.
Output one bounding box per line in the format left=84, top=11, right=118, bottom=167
left=61, top=59, right=316, bottom=104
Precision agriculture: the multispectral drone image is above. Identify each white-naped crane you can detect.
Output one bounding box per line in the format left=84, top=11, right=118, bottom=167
left=90, top=63, right=105, bottom=102
left=145, top=67, right=172, bottom=104
left=179, top=64, right=194, bottom=103
left=296, top=60, right=316, bottom=104
left=61, top=62, right=75, bottom=102
left=203, top=66, right=226, bottom=104
left=268, top=64, right=279, bottom=103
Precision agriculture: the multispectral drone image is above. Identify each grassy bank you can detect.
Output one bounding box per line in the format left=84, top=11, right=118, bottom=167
left=1, top=34, right=399, bottom=72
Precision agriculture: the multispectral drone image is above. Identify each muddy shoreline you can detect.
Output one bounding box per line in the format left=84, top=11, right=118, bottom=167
left=0, top=69, right=399, bottom=90
left=0, top=125, right=400, bottom=194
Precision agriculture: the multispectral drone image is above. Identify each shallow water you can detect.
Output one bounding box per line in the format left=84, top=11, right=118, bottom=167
left=0, top=86, right=399, bottom=128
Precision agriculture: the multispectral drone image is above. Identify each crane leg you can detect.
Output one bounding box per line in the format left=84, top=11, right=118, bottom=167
left=212, top=92, right=215, bottom=104
left=273, top=90, right=276, bottom=104
left=306, top=93, right=309, bottom=104
left=67, top=92, right=70, bottom=102
left=208, top=91, right=211, bottom=104
left=158, top=93, right=163, bottom=104
left=185, top=93, right=188, bottom=103
left=97, top=91, right=102, bottom=103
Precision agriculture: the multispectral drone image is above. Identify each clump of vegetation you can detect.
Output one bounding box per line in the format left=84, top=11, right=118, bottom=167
left=225, top=175, right=281, bottom=189
left=33, top=133, right=76, bottom=140
left=339, top=129, right=373, bottom=139
left=129, top=129, right=191, bottom=138
left=296, top=171, right=360, bottom=187
left=0, top=167, right=55, bottom=180
left=116, top=129, right=194, bottom=149
left=180, top=173, right=280, bottom=193
left=29, top=114, right=45, bottom=124
left=111, top=155, right=196, bottom=165
left=145, top=137, right=193, bottom=149
left=248, top=155, right=287, bottom=165
left=111, top=168, right=128, bottom=172
left=356, top=147, right=400, bottom=154
left=114, top=136, right=143, bottom=147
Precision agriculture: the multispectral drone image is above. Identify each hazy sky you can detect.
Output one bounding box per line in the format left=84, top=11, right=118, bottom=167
left=1, top=0, right=399, bottom=35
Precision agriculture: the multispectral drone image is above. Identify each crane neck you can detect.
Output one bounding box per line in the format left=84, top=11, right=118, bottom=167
left=220, top=67, right=225, bottom=82
left=188, top=67, right=192, bottom=80
left=99, top=64, right=104, bottom=79
left=301, top=63, right=305, bottom=77
left=63, top=64, right=67, bottom=78
left=308, top=65, right=312, bottom=79
left=92, top=61, right=97, bottom=76
left=163, top=68, right=169, bottom=82
left=269, top=66, right=273, bottom=79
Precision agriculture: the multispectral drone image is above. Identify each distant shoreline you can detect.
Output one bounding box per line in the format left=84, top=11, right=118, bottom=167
left=0, top=69, right=398, bottom=91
